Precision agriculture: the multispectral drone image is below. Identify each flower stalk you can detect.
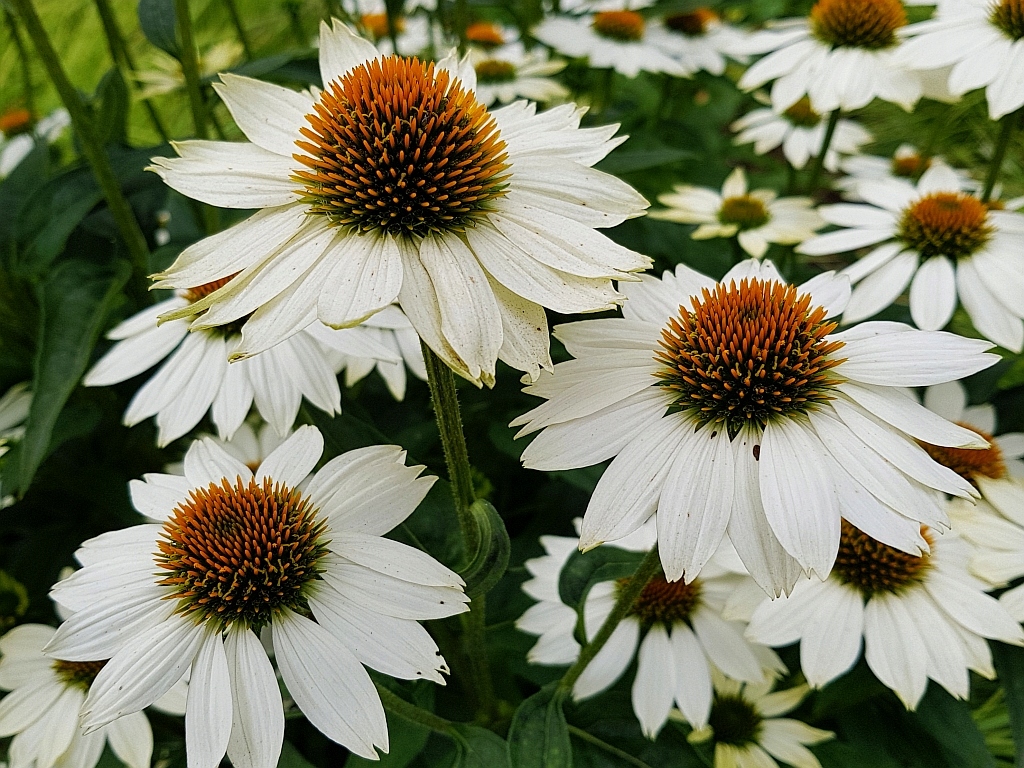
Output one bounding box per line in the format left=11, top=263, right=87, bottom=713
left=3, top=8, right=36, bottom=119
left=222, top=0, right=254, bottom=59
left=375, top=682, right=458, bottom=736
left=557, top=545, right=662, bottom=694
left=8, top=0, right=151, bottom=290
left=174, top=0, right=208, bottom=139
left=805, top=108, right=840, bottom=194
left=982, top=110, right=1019, bottom=203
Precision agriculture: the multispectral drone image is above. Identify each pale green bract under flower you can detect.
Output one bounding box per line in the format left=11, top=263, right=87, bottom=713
left=148, top=19, right=650, bottom=387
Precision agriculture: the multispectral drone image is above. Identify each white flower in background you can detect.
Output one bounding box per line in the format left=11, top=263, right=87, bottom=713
left=465, top=20, right=519, bottom=50
left=677, top=675, right=833, bottom=768
left=517, top=529, right=587, bottom=666
left=47, top=427, right=468, bottom=765
left=836, top=144, right=975, bottom=200
left=164, top=418, right=289, bottom=477
left=82, top=281, right=399, bottom=446
left=798, top=164, right=1024, bottom=351
left=513, top=258, right=997, bottom=593
left=651, top=168, right=824, bottom=258
left=898, top=0, right=1024, bottom=119
left=135, top=41, right=244, bottom=100
left=322, top=305, right=427, bottom=401
left=470, top=44, right=569, bottom=106
left=149, top=20, right=650, bottom=387
left=533, top=12, right=686, bottom=78
left=747, top=521, right=1024, bottom=708
left=732, top=97, right=872, bottom=171
left=737, top=0, right=921, bottom=114
left=0, top=596, right=186, bottom=768
left=354, top=0, right=439, bottom=57
left=518, top=519, right=786, bottom=739
left=0, top=382, right=30, bottom=460
left=0, top=107, right=70, bottom=178
left=557, top=0, right=654, bottom=13
left=646, top=8, right=749, bottom=77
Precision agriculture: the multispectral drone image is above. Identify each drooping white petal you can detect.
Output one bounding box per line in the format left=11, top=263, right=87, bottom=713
left=631, top=626, right=675, bottom=739
left=254, top=425, right=323, bottom=488
left=225, top=626, right=284, bottom=768
left=186, top=629, right=233, bottom=768
left=670, top=624, right=713, bottom=729
left=798, top=579, right=864, bottom=689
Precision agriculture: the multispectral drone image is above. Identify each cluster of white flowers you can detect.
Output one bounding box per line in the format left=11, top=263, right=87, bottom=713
left=2, top=0, right=1024, bottom=765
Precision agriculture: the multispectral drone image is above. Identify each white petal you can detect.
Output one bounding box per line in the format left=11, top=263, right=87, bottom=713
left=328, top=532, right=463, bottom=587
left=909, top=257, right=957, bottom=330
left=225, top=626, right=284, bottom=768
left=863, top=593, right=929, bottom=708
left=923, top=381, right=966, bottom=423
left=691, top=610, right=763, bottom=682
left=670, top=624, right=713, bottom=729
left=255, top=425, right=323, bottom=488
left=213, top=74, right=313, bottom=157
left=632, top=626, right=675, bottom=739
left=798, top=579, right=863, bottom=688
left=572, top=619, right=639, bottom=700
left=184, top=436, right=253, bottom=488
left=186, top=629, right=233, bottom=768
left=105, top=712, right=154, bottom=768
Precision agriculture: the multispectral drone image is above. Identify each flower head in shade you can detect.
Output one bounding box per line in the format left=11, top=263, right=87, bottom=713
left=646, top=8, right=749, bottom=77
left=732, top=97, right=872, bottom=172
left=651, top=168, right=824, bottom=258
left=470, top=44, right=569, bottom=106
left=898, top=0, right=1024, bottom=119
left=677, top=675, right=833, bottom=768
left=149, top=20, right=650, bottom=387
left=533, top=12, right=686, bottom=78
left=797, top=164, right=1024, bottom=351
left=746, top=522, right=1024, bottom=708
left=82, top=280, right=398, bottom=446
left=0, top=592, right=186, bottom=768
left=737, top=0, right=922, bottom=114
left=513, top=259, right=998, bottom=593
left=46, top=426, right=468, bottom=765
left=519, top=519, right=786, bottom=739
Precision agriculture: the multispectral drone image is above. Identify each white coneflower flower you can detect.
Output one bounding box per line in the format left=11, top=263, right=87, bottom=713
left=533, top=12, right=686, bottom=77
left=518, top=521, right=785, bottom=739
left=651, top=168, right=824, bottom=258
left=46, top=426, right=468, bottom=764
left=321, top=305, right=427, bottom=401
left=149, top=20, right=650, bottom=386
left=797, top=164, right=1024, bottom=351
left=645, top=8, right=749, bottom=77
left=898, top=0, right=1024, bottom=119
left=164, top=418, right=289, bottom=477
left=513, top=258, right=997, bottom=593
left=470, top=44, right=569, bottom=106
left=737, top=0, right=921, bottom=114
left=0, top=610, right=186, bottom=768
left=676, top=675, right=834, bottom=768
left=355, top=2, right=438, bottom=57
left=0, top=107, right=70, bottom=178
left=732, top=97, right=872, bottom=171
left=83, top=280, right=399, bottom=446
left=836, top=144, right=975, bottom=200
left=135, top=41, right=244, bottom=100
left=747, top=522, right=1024, bottom=708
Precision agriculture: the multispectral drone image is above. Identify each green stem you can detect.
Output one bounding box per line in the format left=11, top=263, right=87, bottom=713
left=982, top=111, right=1018, bottom=203
left=92, top=0, right=169, bottom=142
left=460, top=602, right=496, bottom=722
left=8, top=0, right=150, bottom=288
left=453, top=0, right=469, bottom=53
left=805, top=108, right=840, bottom=195
left=567, top=726, right=655, bottom=768
left=4, top=8, right=36, bottom=118
left=374, top=682, right=457, bottom=735
left=385, top=1, right=401, bottom=56
left=558, top=546, right=661, bottom=694
left=174, top=0, right=207, bottom=139
left=222, top=0, right=253, bottom=58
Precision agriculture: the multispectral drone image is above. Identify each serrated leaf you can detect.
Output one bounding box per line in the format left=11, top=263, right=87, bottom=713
left=507, top=686, right=573, bottom=768
left=137, top=0, right=179, bottom=56
left=12, top=260, right=129, bottom=495
left=558, top=547, right=643, bottom=611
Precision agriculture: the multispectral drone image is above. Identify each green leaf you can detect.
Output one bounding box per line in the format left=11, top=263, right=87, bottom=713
left=558, top=547, right=644, bottom=611
left=278, top=741, right=316, bottom=768
left=993, top=641, right=1024, bottom=766
left=596, top=145, right=696, bottom=175
left=914, top=684, right=994, bottom=768
left=460, top=499, right=510, bottom=598
left=93, top=68, right=130, bottom=146
left=0, top=141, right=49, bottom=250
left=347, top=706, right=430, bottom=768
left=507, top=686, right=573, bottom=768
left=12, top=260, right=129, bottom=495
left=451, top=725, right=511, bottom=768
left=137, top=0, right=179, bottom=56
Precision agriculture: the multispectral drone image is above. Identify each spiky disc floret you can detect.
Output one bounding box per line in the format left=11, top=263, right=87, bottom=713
left=708, top=694, right=764, bottom=747
left=622, top=573, right=702, bottom=626
left=52, top=659, right=107, bottom=691
left=897, top=192, right=993, bottom=261
left=832, top=521, right=932, bottom=596
left=655, top=278, right=846, bottom=436
left=156, top=477, right=329, bottom=628
left=992, top=0, right=1024, bottom=41
left=810, top=0, right=906, bottom=49
left=293, top=56, right=511, bottom=239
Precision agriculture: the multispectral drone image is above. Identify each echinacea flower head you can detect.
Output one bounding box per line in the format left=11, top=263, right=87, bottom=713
left=747, top=522, right=1024, bottom=708
left=518, top=519, right=786, bottom=739
left=533, top=11, right=687, bottom=77
left=470, top=44, right=569, bottom=106
left=738, top=0, right=922, bottom=114
left=513, top=259, right=998, bottom=593
left=836, top=144, right=976, bottom=200
left=732, top=98, right=872, bottom=171
left=149, top=20, right=650, bottom=387
left=651, top=168, right=824, bottom=258
left=798, top=164, right=1024, bottom=351
left=46, top=426, right=468, bottom=765
left=82, top=279, right=399, bottom=446
left=898, top=0, right=1024, bottom=119
left=645, top=8, right=749, bottom=77
left=678, top=675, right=833, bottom=768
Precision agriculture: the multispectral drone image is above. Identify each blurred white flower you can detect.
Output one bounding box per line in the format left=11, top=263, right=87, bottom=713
left=470, top=43, right=569, bottom=106
left=646, top=8, right=749, bottom=77
left=836, top=144, right=975, bottom=200
left=732, top=97, right=872, bottom=171
left=747, top=522, right=1024, bottom=708
left=651, top=168, right=824, bottom=258
left=798, top=164, right=1024, bottom=350
left=135, top=41, right=244, bottom=100
left=0, top=107, right=70, bottom=178
left=48, top=427, right=468, bottom=764
left=0, top=382, right=30, bottom=460
left=513, top=258, right=997, bottom=593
